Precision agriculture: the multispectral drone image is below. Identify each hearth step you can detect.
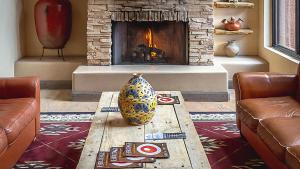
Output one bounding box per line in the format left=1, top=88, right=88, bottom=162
left=215, top=56, right=268, bottom=80
left=15, top=56, right=86, bottom=89
left=214, top=56, right=269, bottom=88
left=72, top=64, right=228, bottom=102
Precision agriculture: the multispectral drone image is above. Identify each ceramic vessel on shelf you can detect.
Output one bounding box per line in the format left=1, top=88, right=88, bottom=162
left=225, top=40, right=239, bottom=57
left=221, top=17, right=244, bottom=31
left=34, top=0, right=72, bottom=49
left=118, top=73, right=157, bottom=126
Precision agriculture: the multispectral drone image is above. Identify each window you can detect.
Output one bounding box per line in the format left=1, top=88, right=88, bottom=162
left=272, top=0, right=300, bottom=58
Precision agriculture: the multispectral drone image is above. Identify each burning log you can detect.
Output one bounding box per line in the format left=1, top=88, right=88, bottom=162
left=132, top=44, right=165, bottom=63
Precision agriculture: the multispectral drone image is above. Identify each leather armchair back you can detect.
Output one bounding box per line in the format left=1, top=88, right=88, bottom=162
left=0, top=77, right=40, bottom=100
left=233, top=73, right=298, bottom=101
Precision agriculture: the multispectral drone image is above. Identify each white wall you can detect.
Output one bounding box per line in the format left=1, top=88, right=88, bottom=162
left=259, top=0, right=299, bottom=73
left=0, top=0, right=22, bottom=77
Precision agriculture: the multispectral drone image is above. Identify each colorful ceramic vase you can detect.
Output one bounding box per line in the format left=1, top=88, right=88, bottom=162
left=34, top=0, right=72, bottom=49
left=118, top=73, right=157, bottom=126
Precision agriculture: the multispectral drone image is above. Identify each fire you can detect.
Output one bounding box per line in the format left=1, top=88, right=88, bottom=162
left=145, top=28, right=158, bottom=58
left=145, top=28, right=154, bottom=48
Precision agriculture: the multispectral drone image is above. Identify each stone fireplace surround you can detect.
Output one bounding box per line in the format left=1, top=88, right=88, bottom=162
left=72, top=0, right=228, bottom=101
left=87, top=0, right=214, bottom=66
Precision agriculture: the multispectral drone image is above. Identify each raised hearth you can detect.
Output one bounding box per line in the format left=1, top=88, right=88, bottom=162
left=15, top=56, right=86, bottom=89
left=72, top=64, right=228, bottom=101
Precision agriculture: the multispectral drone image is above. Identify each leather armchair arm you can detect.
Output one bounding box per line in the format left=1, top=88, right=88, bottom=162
left=233, top=72, right=298, bottom=101
left=0, top=76, right=40, bottom=100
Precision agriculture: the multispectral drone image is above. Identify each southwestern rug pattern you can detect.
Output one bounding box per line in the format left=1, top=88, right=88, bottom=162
left=190, top=112, right=267, bottom=169
left=14, top=112, right=267, bottom=169
left=14, top=112, right=94, bottom=169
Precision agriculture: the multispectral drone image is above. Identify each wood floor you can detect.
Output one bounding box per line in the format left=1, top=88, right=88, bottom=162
left=41, top=89, right=236, bottom=113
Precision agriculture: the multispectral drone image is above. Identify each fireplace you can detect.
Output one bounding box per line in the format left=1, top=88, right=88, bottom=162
left=87, top=0, right=214, bottom=66
left=112, top=21, right=188, bottom=65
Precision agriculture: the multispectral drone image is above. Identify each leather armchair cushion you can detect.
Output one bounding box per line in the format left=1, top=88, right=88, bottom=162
left=237, top=96, right=300, bottom=131
left=286, top=145, right=300, bottom=169
left=0, top=128, right=7, bottom=155
left=257, top=117, right=300, bottom=161
left=0, top=98, right=37, bottom=144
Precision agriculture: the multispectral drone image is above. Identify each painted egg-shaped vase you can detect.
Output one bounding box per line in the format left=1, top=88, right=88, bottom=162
left=118, top=73, right=157, bottom=126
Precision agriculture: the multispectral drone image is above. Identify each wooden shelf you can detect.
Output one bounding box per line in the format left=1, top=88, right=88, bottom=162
left=214, top=29, right=254, bottom=35
left=214, top=2, right=255, bottom=8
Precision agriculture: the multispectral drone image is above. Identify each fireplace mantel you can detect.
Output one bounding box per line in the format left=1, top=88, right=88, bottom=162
left=87, top=0, right=214, bottom=66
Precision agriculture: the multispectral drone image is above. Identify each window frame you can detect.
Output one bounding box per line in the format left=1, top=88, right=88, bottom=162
left=272, top=0, right=300, bottom=59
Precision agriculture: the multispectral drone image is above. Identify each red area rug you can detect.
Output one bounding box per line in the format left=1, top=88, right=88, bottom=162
left=14, top=112, right=267, bottom=169
left=190, top=112, right=267, bottom=169
left=14, top=112, right=94, bottom=169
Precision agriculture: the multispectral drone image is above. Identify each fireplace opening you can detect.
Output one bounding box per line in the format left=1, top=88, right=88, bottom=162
left=112, top=21, right=188, bottom=65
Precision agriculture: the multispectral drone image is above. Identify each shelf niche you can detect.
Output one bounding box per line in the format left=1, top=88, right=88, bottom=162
left=214, top=2, right=255, bottom=8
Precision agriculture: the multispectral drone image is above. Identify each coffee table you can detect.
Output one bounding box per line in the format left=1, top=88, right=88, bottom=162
left=77, top=91, right=210, bottom=169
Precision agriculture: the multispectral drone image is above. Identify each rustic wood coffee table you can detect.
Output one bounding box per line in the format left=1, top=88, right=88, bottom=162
left=77, top=91, right=210, bottom=169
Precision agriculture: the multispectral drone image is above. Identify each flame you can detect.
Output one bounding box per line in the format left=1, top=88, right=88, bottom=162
left=145, top=28, right=158, bottom=58
left=145, top=28, right=154, bottom=48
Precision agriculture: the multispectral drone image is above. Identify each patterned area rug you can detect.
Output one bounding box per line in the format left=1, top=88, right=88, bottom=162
left=14, top=112, right=267, bottom=169
left=14, top=112, right=94, bottom=169
left=191, top=112, right=267, bottom=169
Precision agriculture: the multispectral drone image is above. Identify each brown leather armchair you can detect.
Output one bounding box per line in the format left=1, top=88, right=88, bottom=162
left=0, top=77, right=40, bottom=169
left=233, top=66, right=300, bottom=169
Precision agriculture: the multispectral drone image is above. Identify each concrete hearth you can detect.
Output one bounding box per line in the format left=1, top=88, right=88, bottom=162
left=72, top=64, right=228, bottom=101
left=15, top=56, right=86, bottom=89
